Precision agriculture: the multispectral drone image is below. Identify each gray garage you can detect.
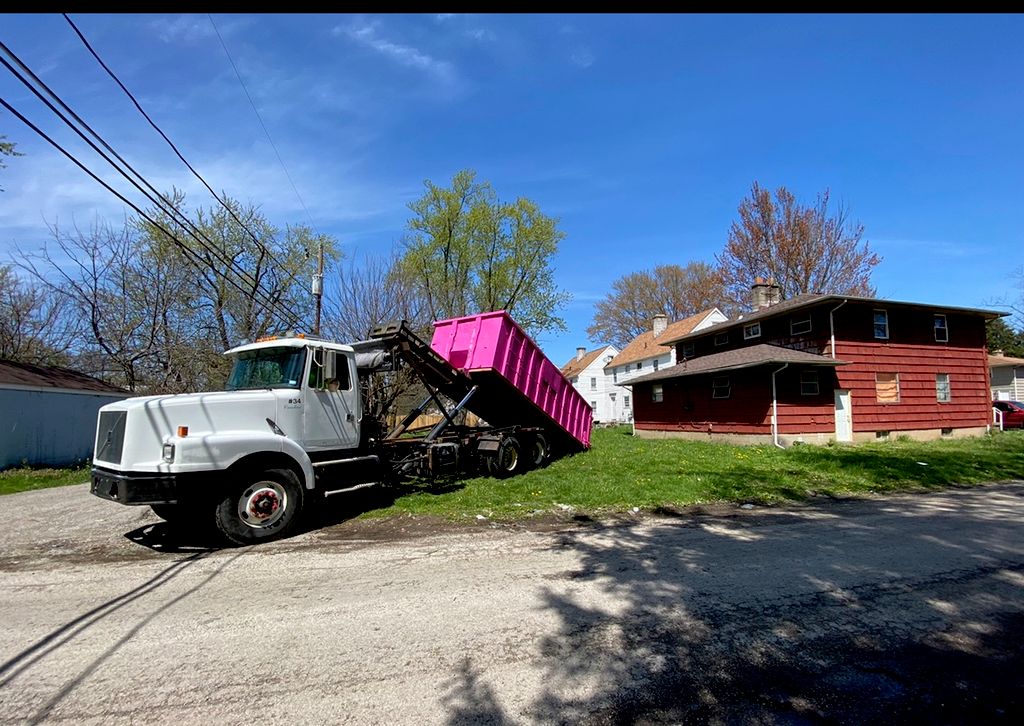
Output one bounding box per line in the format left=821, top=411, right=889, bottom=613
left=0, top=360, right=128, bottom=469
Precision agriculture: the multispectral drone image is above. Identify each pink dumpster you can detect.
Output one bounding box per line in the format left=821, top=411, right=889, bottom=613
left=431, top=311, right=592, bottom=450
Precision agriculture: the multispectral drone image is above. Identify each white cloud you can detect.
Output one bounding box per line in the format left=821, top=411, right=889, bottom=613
left=465, top=28, right=497, bottom=43
left=336, top=23, right=455, bottom=83
left=435, top=14, right=457, bottom=22
left=151, top=15, right=216, bottom=44
left=570, top=47, right=595, bottom=69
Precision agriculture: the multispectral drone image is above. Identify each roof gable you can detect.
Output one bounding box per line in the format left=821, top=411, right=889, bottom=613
left=607, top=309, right=724, bottom=369
left=561, top=346, right=614, bottom=378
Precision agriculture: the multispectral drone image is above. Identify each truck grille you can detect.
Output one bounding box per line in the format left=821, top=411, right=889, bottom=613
left=95, top=410, right=127, bottom=465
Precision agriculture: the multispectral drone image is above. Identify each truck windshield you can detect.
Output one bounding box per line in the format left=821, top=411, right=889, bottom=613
left=226, top=347, right=307, bottom=391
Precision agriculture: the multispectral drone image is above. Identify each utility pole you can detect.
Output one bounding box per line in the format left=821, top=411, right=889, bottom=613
left=312, top=240, right=323, bottom=336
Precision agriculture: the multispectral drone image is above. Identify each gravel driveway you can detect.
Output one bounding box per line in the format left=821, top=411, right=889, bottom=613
left=2, top=482, right=1023, bottom=723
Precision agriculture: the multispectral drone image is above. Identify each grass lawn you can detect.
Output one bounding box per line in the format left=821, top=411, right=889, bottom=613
left=373, top=427, right=1024, bottom=520
left=3, top=429, right=1022, bottom=521
left=0, top=465, right=91, bottom=496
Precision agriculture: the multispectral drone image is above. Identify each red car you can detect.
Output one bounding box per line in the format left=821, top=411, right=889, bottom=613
left=993, top=400, right=1024, bottom=429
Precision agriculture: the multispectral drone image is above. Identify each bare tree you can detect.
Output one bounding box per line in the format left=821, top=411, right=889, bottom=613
left=717, top=182, right=880, bottom=308
left=587, top=262, right=730, bottom=348
left=0, top=265, right=77, bottom=365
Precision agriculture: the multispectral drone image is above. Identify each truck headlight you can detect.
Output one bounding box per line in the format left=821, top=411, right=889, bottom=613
left=162, top=443, right=176, bottom=462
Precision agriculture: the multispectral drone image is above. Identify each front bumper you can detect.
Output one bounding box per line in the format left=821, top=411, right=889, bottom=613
left=90, top=467, right=183, bottom=505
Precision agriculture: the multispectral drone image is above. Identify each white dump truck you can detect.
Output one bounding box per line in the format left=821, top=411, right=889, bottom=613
left=90, top=313, right=592, bottom=545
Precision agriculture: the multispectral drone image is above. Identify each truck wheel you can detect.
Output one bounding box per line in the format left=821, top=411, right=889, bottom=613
left=215, top=468, right=304, bottom=546
left=529, top=433, right=551, bottom=468
left=488, top=436, right=524, bottom=478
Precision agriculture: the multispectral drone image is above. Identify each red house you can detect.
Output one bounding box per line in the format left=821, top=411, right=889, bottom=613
left=626, top=282, right=1004, bottom=445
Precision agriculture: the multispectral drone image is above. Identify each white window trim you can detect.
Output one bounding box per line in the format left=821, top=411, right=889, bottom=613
left=681, top=343, right=695, bottom=359
left=743, top=322, right=761, bottom=340
left=714, top=332, right=729, bottom=346
left=873, top=309, right=889, bottom=340
left=791, top=316, right=812, bottom=335
left=936, top=373, right=951, bottom=403
left=651, top=384, right=664, bottom=403
left=934, top=314, right=949, bottom=343
left=712, top=376, right=731, bottom=399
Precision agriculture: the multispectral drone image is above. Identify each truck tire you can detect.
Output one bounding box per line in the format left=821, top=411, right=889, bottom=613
left=214, top=468, right=304, bottom=546
left=528, top=433, right=551, bottom=468
left=488, top=436, right=525, bottom=478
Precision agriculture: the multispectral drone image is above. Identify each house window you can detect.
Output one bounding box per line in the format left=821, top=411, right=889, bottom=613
left=743, top=322, right=761, bottom=340
left=571, top=377, right=578, bottom=384
left=613, top=368, right=618, bottom=383
left=714, top=332, right=729, bottom=346
left=681, top=343, right=695, bottom=360
left=876, top=372, right=900, bottom=403
left=637, top=361, right=642, bottom=371
left=651, top=384, right=663, bottom=403
left=712, top=376, right=731, bottom=399
left=791, top=316, right=812, bottom=335
left=653, top=358, right=659, bottom=371
left=590, top=377, right=597, bottom=391
left=800, top=371, right=819, bottom=396
left=936, top=373, right=951, bottom=402
left=624, top=394, right=631, bottom=408
left=873, top=310, right=889, bottom=340
left=609, top=392, right=616, bottom=402
left=590, top=400, right=597, bottom=410
left=934, top=314, right=948, bottom=342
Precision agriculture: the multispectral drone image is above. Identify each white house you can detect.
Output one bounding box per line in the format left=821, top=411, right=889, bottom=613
left=560, top=345, right=620, bottom=424
left=990, top=352, right=1024, bottom=401
left=604, top=309, right=728, bottom=421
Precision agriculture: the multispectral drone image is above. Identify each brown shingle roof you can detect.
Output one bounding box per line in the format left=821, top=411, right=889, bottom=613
left=0, top=359, right=127, bottom=393
left=624, top=344, right=847, bottom=386
left=560, top=347, right=608, bottom=378
left=989, top=354, right=1024, bottom=367
left=606, top=309, right=722, bottom=369
left=659, top=294, right=1007, bottom=345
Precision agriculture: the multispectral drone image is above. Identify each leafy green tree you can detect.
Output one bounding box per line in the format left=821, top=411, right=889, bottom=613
left=397, top=169, right=570, bottom=337
left=986, top=317, right=1024, bottom=358
left=718, top=182, right=880, bottom=309
left=587, top=262, right=730, bottom=348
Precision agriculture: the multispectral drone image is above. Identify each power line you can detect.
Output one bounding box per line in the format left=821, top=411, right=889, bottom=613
left=62, top=13, right=296, bottom=275
left=208, top=13, right=320, bottom=235
left=0, top=44, right=302, bottom=331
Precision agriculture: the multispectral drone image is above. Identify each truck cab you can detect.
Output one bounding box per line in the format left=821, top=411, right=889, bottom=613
left=91, top=335, right=361, bottom=544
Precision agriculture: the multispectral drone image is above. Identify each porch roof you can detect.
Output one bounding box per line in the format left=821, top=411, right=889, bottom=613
left=624, top=344, right=847, bottom=386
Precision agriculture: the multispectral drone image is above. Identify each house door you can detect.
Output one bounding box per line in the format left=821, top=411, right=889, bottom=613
left=834, top=389, right=852, bottom=443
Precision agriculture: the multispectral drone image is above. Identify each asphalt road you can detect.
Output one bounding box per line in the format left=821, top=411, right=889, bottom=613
left=2, top=482, right=1024, bottom=724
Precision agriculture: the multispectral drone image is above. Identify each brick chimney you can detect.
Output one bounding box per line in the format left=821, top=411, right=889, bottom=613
left=576, top=346, right=586, bottom=361
left=652, top=313, right=668, bottom=337
left=751, top=277, right=782, bottom=310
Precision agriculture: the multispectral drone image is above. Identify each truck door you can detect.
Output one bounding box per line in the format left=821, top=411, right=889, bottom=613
left=303, top=349, right=360, bottom=451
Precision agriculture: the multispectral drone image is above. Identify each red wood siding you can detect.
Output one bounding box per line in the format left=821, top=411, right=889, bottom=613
left=640, top=301, right=993, bottom=436
left=632, top=367, right=839, bottom=435
left=832, top=306, right=990, bottom=431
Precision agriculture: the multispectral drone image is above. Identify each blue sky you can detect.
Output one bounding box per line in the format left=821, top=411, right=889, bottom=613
left=1, top=13, right=1022, bottom=365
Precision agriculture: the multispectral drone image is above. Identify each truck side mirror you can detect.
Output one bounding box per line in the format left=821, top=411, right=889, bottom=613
left=323, top=351, right=337, bottom=382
